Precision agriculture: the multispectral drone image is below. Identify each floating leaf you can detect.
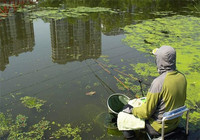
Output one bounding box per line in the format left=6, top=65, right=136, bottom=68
left=20, top=96, right=46, bottom=112
left=85, top=85, right=91, bottom=89
left=17, top=6, right=117, bottom=20
left=52, top=123, right=82, bottom=139
left=85, top=91, right=96, bottom=96
left=0, top=112, right=50, bottom=139
left=0, top=113, right=10, bottom=137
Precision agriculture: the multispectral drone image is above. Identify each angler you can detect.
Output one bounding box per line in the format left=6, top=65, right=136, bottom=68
left=120, top=45, right=187, bottom=139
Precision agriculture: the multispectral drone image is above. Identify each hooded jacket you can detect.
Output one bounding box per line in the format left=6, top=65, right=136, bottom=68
left=132, top=46, right=187, bottom=133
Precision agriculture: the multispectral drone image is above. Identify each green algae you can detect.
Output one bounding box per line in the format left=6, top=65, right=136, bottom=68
left=102, top=58, right=110, bottom=63
left=8, top=114, right=28, bottom=140
left=52, top=123, right=92, bottom=140
left=0, top=113, right=50, bottom=140
left=0, top=113, right=11, bottom=137
left=20, top=96, right=46, bottom=112
left=100, top=55, right=109, bottom=58
left=123, top=15, right=200, bottom=130
left=150, top=11, right=177, bottom=16
left=0, top=112, right=94, bottom=139
left=130, top=63, right=158, bottom=77
left=18, top=119, right=50, bottom=140
left=116, top=73, right=147, bottom=97
left=52, top=123, right=81, bottom=139
left=189, top=57, right=200, bottom=72
left=71, top=6, right=116, bottom=13
left=17, top=6, right=117, bottom=20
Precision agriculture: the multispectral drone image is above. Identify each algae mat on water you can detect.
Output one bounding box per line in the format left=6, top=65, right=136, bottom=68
left=17, top=6, right=117, bottom=20
left=0, top=113, right=50, bottom=140
left=20, top=96, right=46, bottom=112
left=123, top=15, right=200, bottom=130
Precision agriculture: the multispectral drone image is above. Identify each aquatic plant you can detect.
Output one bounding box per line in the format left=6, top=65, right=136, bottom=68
left=8, top=119, right=50, bottom=140
left=189, top=58, right=200, bottom=72
left=150, top=11, right=176, bottom=16
left=71, top=6, right=116, bottom=13
left=20, top=96, right=46, bottom=112
left=7, top=114, right=28, bottom=139
left=52, top=124, right=81, bottom=140
left=116, top=73, right=147, bottom=97
left=130, top=63, right=158, bottom=77
left=0, top=113, right=11, bottom=137
left=15, top=120, right=50, bottom=140
left=52, top=123, right=92, bottom=139
left=15, top=114, right=28, bottom=128
left=0, top=113, right=50, bottom=140
left=16, top=6, right=117, bottom=20
left=123, top=15, right=200, bottom=130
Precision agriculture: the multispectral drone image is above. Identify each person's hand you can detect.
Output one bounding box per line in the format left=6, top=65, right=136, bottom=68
left=122, top=104, right=133, bottom=114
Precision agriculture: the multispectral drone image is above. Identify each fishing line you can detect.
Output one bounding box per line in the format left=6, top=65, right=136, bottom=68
left=93, top=59, right=140, bottom=97
left=95, top=60, right=139, bottom=81
left=85, top=60, right=115, bottom=94
left=94, top=60, right=150, bottom=86
left=192, top=0, right=199, bottom=11
left=94, top=59, right=145, bottom=97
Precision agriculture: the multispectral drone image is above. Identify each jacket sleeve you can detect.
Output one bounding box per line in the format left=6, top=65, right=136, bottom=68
left=132, top=91, right=160, bottom=119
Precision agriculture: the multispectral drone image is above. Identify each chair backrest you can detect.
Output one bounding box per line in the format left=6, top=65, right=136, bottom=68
left=162, top=106, right=189, bottom=120
left=161, top=106, right=189, bottom=140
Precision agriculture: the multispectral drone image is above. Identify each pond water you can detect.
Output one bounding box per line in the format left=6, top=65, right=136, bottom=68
left=0, top=0, right=200, bottom=139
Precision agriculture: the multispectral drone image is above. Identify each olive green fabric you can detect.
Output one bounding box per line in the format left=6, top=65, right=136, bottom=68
left=132, top=70, right=187, bottom=133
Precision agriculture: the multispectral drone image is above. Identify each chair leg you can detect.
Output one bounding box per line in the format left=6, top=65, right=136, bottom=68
left=161, top=119, right=165, bottom=140
left=146, top=132, right=152, bottom=140
left=186, top=110, right=189, bottom=135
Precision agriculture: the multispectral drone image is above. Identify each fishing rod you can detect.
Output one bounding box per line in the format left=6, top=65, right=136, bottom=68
left=192, top=0, right=199, bottom=11
left=85, top=61, right=116, bottom=94
left=94, top=59, right=144, bottom=97
left=95, top=60, right=140, bottom=81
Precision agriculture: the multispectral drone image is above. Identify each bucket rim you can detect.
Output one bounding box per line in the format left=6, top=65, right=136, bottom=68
left=107, top=93, right=130, bottom=115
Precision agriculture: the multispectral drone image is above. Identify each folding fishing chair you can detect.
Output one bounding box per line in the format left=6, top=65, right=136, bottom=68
left=146, top=106, right=190, bottom=140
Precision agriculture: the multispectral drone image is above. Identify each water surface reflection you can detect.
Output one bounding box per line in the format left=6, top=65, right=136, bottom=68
left=0, top=12, right=34, bottom=71
left=50, top=17, right=101, bottom=64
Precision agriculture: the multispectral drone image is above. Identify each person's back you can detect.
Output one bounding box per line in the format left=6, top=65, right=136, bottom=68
left=132, top=46, right=187, bottom=134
